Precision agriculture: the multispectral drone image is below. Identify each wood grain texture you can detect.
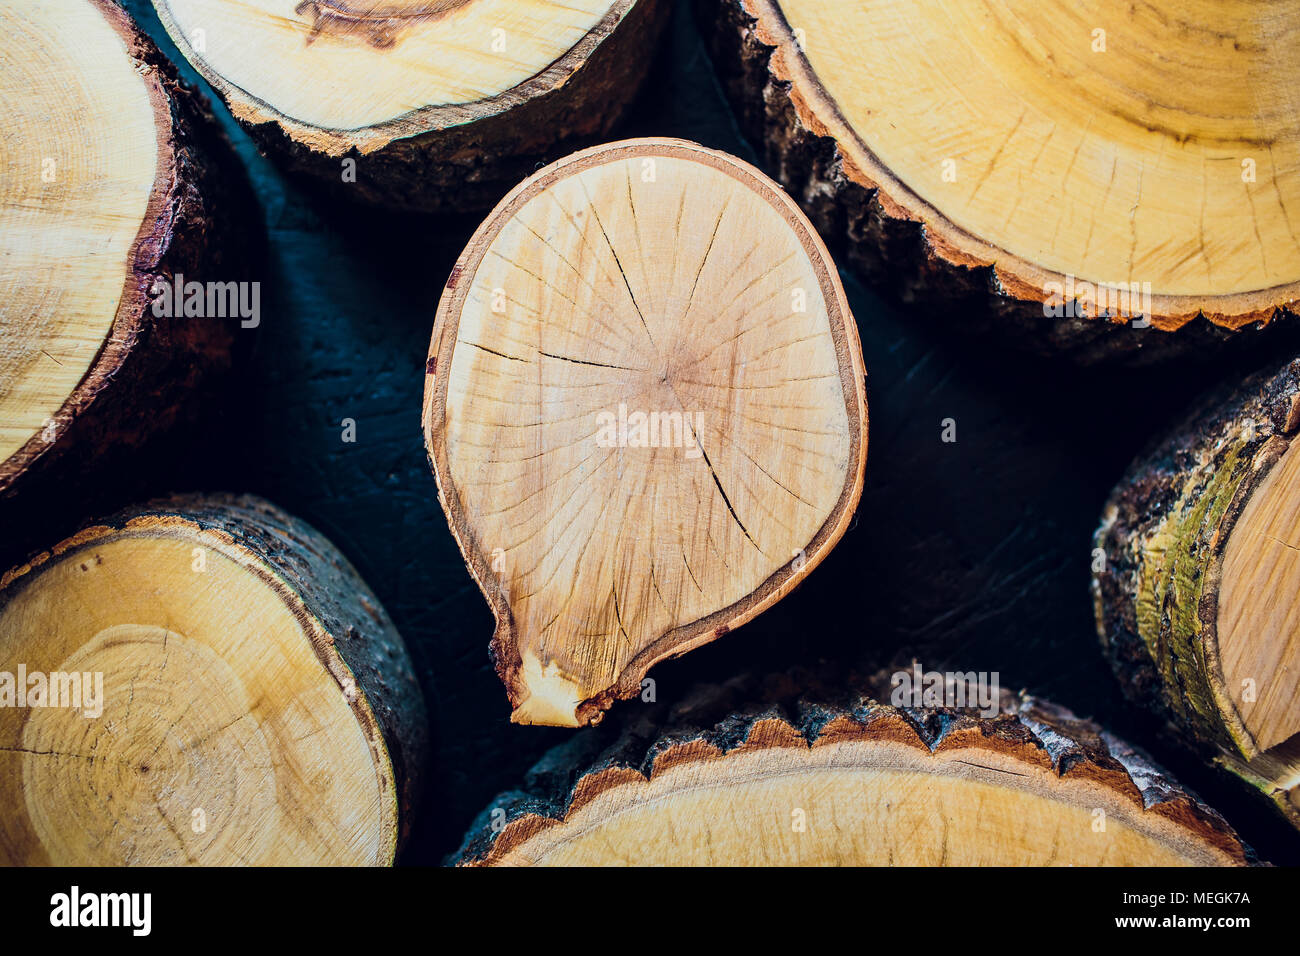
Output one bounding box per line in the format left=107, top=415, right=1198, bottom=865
left=0, top=494, right=427, bottom=865
left=152, top=0, right=671, bottom=211
left=0, top=0, right=256, bottom=506
left=1094, top=356, right=1300, bottom=829
left=424, top=138, right=867, bottom=727
left=50, top=0, right=1300, bottom=864
left=453, top=675, right=1255, bottom=865
left=696, top=0, right=1300, bottom=362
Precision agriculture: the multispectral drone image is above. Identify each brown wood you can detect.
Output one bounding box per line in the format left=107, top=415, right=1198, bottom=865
left=423, top=138, right=868, bottom=727
left=0, top=0, right=255, bottom=510
left=152, top=0, right=671, bottom=212
left=1095, top=356, right=1300, bottom=830
left=453, top=675, right=1254, bottom=865
left=696, top=0, right=1300, bottom=362
left=0, top=495, right=428, bottom=865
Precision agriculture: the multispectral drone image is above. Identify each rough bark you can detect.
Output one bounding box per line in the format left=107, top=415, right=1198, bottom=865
left=1094, top=356, right=1300, bottom=829
left=0, top=494, right=428, bottom=865
left=452, top=673, right=1254, bottom=865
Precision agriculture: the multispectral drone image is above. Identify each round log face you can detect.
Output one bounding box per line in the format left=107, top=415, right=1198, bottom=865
left=0, top=0, right=163, bottom=470
left=0, top=0, right=252, bottom=514
left=484, top=746, right=1236, bottom=866
left=700, top=0, right=1300, bottom=345
left=151, top=0, right=672, bottom=213
left=456, top=692, right=1254, bottom=866
left=425, top=139, right=868, bottom=727
left=0, top=500, right=423, bottom=866
left=154, top=0, right=626, bottom=142
left=780, top=0, right=1300, bottom=302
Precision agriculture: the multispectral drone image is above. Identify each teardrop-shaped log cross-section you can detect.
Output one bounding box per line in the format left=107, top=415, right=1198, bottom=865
left=0, top=496, right=427, bottom=866
left=424, top=139, right=868, bottom=727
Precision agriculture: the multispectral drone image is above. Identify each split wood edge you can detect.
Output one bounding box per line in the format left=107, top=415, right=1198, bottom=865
left=0, top=494, right=428, bottom=865
left=423, top=138, right=868, bottom=728
left=1094, top=356, right=1300, bottom=830
left=452, top=678, right=1254, bottom=866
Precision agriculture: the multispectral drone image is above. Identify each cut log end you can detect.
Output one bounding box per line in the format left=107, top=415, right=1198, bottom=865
left=698, top=0, right=1300, bottom=356
left=424, top=138, right=868, bottom=728
left=1220, top=433, right=1300, bottom=754
left=1095, top=356, right=1300, bottom=828
left=153, top=0, right=670, bottom=211
left=0, top=0, right=155, bottom=468
left=455, top=684, right=1253, bottom=866
left=0, top=0, right=252, bottom=509
left=0, top=495, right=427, bottom=866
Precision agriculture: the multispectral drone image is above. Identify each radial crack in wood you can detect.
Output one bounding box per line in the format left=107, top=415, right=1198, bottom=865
left=1095, top=356, right=1300, bottom=829
left=453, top=679, right=1254, bottom=865
left=0, top=0, right=252, bottom=505
left=0, top=495, right=428, bottom=866
left=151, top=0, right=670, bottom=211
left=423, top=139, right=868, bottom=727
left=696, top=0, right=1300, bottom=360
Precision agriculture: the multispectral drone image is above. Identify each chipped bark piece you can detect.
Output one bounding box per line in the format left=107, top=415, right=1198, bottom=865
left=423, top=138, right=868, bottom=728
left=1094, top=356, right=1300, bottom=830
left=453, top=680, right=1254, bottom=865
left=0, top=0, right=253, bottom=506
left=0, top=495, right=428, bottom=866
left=696, top=0, right=1300, bottom=362
left=151, top=0, right=671, bottom=212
